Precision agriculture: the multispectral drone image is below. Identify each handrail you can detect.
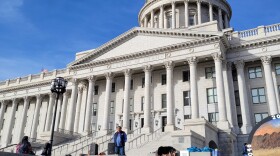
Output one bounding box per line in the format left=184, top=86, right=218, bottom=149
left=52, top=130, right=97, bottom=151
left=0, top=144, right=17, bottom=151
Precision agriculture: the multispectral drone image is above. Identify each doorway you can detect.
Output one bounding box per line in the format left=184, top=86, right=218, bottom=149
left=162, top=116, right=167, bottom=132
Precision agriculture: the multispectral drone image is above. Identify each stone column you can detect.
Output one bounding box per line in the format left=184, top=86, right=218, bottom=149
left=84, top=76, right=96, bottom=134
left=4, top=99, right=17, bottom=146
left=165, top=61, right=175, bottom=131
left=144, top=16, right=148, bottom=28
left=224, top=14, right=229, bottom=28
left=197, top=0, right=202, bottom=24
left=184, top=0, right=189, bottom=27
left=67, top=79, right=78, bottom=132
left=31, top=95, right=43, bottom=139
left=218, top=8, right=223, bottom=29
left=209, top=3, right=213, bottom=21
left=171, top=1, right=176, bottom=29
left=18, top=96, right=30, bottom=142
left=59, top=91, right=70, bottom=130
left=45, top=93, right=56, bottom=131
left=102, top=72, right=114, bottom=134
left=0, top=101, right=6, bottom=132
left=224, top=61, right=239, bottom=133
left=261, top=56, right=279, bottom=115
left=159, top=5, right=164, bottom=29
left=74, top=82, right=86, bottom=133
left=123, top=69, right=132, bottom=132
left=234, top=60, right=252, bottom=134
left=212, top=53, right=229, bottom=129
left=187, top=57, right=199, bottom=119
left=151, top=10, right=154, bottom=28
left=54, top=96, right=63, bottom=131
left=143, top=65, right=152, bottom=133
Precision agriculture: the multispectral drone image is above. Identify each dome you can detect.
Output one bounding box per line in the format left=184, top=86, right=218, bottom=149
left=139, top=0, right=232, bottom=30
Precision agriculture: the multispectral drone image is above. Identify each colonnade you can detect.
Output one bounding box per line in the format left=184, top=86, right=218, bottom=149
left=141, top=0, right=230, bottom=29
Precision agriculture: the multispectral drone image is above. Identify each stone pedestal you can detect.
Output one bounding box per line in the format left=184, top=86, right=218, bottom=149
left=171, top=130, right=205, bottom=151
left=218, top=130, right=237, bottom=156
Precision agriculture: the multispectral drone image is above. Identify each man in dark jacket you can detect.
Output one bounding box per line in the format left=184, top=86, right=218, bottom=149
left=113, top=126, right=127, bottom=156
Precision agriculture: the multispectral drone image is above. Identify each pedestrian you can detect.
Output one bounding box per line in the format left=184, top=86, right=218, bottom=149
left=16, top=136, right=35, bottom=155
left=41, top=142, right=51, bottom=156
left=242, top=143, right=248, bottom=156
left=113, top=126, right=127, bottom=156
left=157, top=146, right=177, bottom=156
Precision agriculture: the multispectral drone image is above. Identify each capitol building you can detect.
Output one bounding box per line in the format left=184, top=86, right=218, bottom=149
left=0, top=0, right=280, bottom=155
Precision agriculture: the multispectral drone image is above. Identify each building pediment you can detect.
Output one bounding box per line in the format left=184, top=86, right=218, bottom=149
left=68, top=27, right=223, bottom=68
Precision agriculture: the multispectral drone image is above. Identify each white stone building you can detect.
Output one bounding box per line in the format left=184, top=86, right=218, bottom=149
left=0, top=0, right=280, bottom=155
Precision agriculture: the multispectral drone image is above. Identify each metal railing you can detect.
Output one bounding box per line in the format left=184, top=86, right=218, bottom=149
left=0, top=144, right=17, bottom=152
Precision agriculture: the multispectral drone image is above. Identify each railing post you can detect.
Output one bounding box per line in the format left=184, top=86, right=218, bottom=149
left=258, top=25, right=266, bottom=37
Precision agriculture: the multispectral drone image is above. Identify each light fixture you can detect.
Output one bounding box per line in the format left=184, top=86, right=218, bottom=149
left=98, top=125, right=101, bottom=130
left=177, top=118, right=181, bottom=124
left=135, top=122, right=138, bottom=128
left=155, top=120, right=159, bottom=126
left=49, top=77, right=67, bottom=156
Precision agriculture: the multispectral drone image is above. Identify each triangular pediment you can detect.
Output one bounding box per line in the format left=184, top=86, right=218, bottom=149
left=68, top=27, right=222, bottom=67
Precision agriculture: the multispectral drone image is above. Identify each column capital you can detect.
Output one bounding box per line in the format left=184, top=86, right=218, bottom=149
left=144, top=65, right=153, bottom=72
left=104, top=72, right=114, bottom=80
left=11, top=98, right=18, bottom=103
left=23, top=96, right=31, bottom=102
left=78, top=81, right=87, bottom=93
left=211, top=53, right=223, bottom=62
left=184, top=0, right=189, bottom=3
left=171, top=1, right=176, bottom=5
left=197, top=0, right=202, bottom=4
left=88, top=76, right=97, bottom=83
left=65, top=90, right=72, bottom=97
left=49, top=93, right=56, bottom=99
left=36, top=94, right=43, bottom=101
left=164, top=61, right=175, bottom=70
left=124, top=69, right=133, bottom=77
left=209, top=2, right=212, bottom=6
left=187, top=57, right=198, bottom=66
left=260, top=56, right=272, bottom=65
left=225, top=61, right=233, bottom=71
left=0, top=100, right=6, bottom=106
left=71, top=78, right=79, bottom=85
left=234, top=60, right=245, bottom=69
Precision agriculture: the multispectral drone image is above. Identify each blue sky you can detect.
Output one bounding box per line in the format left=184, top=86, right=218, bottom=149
left=0, top=0, right=279, bottom=81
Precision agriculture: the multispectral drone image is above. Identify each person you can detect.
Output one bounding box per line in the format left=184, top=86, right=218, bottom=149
left=113, top=126, right=127, bottom=156
left=16, top=136, right=35, bottom=155
left=242, top=143, right=248, bottom=156
left=41, top=142, right=51, bottom=156
left=157, top=146, right=177, bottom=156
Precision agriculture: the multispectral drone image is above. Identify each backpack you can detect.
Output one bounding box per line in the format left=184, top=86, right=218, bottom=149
left=16, top=142, right=29, bottom=154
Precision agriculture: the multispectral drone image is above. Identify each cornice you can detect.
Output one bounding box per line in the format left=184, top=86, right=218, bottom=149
left=69, top=35, right=222, bottom=70
left=229, top=36, right=280, bottom=51
left=68, top=27, right=217, bottom=67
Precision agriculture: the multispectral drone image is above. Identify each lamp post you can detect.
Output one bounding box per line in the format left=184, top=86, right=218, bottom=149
left=49, top=77, right=67, bottom=156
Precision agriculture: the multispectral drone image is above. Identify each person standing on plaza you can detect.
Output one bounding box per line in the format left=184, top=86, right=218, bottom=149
left=242, top=143, right=248, bottom=156
left=113, top=126, right=127, bottom=156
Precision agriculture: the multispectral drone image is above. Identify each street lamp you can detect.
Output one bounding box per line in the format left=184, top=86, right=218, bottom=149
left=49, top=77, right=67, bottom=156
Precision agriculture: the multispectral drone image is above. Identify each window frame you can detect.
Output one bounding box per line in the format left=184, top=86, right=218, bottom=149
left=208, top=112, right=219, bottom=125
left=110, top=101, right=115, bottom=114
left=161, top=94, right=167, bottom=109
left=251, top=88, right=266, bottom=104
left=130, top=79, right=134, bottom=90
left=142, top=77, right=145, bottom=88
left=182, top=71, right=190, bottom=82
left=94, top=85, right=99, bottom=95
left=141, top=96, right=144, bottom=111
left=248, top=66, right=263, bottom=79
left=276, top=64, right=280, bottom=75
left=207, top=88, right=218, bottom=104
left=130, top=98, right=134, bottom=112
left=205, top=67, right=216, bottom=79
left=93, top=103, right=97, bottom=116
left=183, top=91, right=191, bottom=106
left=161, top=74, right=167, bottom=85
left=235, top=90, right=240, bottom=106
left=254, top=113, right=269, bottom=125
left=112, top=83, right=116, bottom=93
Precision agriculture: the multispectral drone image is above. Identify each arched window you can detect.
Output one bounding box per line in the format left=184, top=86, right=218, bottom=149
left=209, top=140, right=218, bottom=149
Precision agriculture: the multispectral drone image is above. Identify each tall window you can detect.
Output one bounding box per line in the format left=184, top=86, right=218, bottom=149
left=254, top=113, right=269, bottom=125
left=248, top=66, right=262, bottom=79
left=161, top=94, right=167, bottom=109
left=183, top=91, right=191, bottom=106
left=235, top=90, right=240, bottom=106
left=110, top=101, right=115, bottom=114
left=182, top=71, right=190, bottom=82
left=166, top=13, right=172, bottom=28
left=162, top=74, right=166, bottom=85
left=130, top=98, right=134, bottom=112
left=142, top=77, right=145, bottom=88
left=237, top=115, right=243, bottom=128
left=141, top=96, right=144, bottom=111
left=276, top=64, right=280, bottom=75
left=93, top=103, right=97, bottom=116
left=112, top=83, right=116, bottom=92
left=207, top=88, right=217, bottom=104
left=208, top=112, right=219, bottom=125
left=130, top=80, right=134, bottom=90
left=232, top=68, right=238, bottom=81
left=205, top=67, right=216, bottom=79
left=94, top=85, right=99, bottom=95
left=189, top=15, right=195, bottom=26
left=251, top=88, right=266, bottom=104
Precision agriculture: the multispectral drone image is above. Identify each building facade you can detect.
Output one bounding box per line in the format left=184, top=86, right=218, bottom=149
left=0, top=0, right=280, bottom=155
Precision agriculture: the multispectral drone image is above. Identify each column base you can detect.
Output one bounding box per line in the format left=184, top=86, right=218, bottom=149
left=165, top=124, right=174, bottom=132
left=217, top=121, right=230, bottom=130
left=241, top=125, right=253, bottom=134
left=142, top=127, right=151, bottom=134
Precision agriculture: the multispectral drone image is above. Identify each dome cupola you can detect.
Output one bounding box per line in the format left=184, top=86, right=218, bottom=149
left=139, top=0, right=232, bottom=30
